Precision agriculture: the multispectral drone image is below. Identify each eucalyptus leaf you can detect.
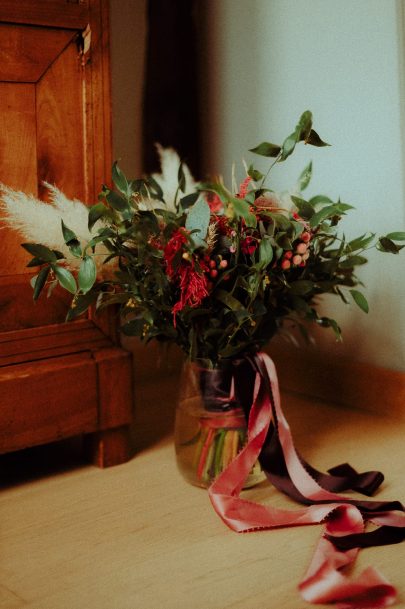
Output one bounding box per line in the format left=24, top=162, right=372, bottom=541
left=258, top=237, right=273, bottom=268
left=247, top=164, right=264, bottom=181
left=289, top=280, right=314, bottom=295
left=305, top=129, right=330, bottom=147
left=350, top=289, right=369, bottom=313
left=347, top=232, right=376, bottom=252
left=78, top=256, right=97, bottom=293
left=22, top=243, right=57, bottom=263
left=291, top=195, right=315, bottom=220
left=385, top=231, right=405, bottom=241
left=106, top=189, right=128, bottom=212
left=53, top=265, right=77, bottom=294
left=61, top=220, right=78, bottom=245
left=185, top=198, right=210, bottom=246
left=112, top=161, right=129, bottom=195
left=179, top=192, right=199, bottom=210
left=377, top=237, right=404, bottom=254
left=32, top=266, right=50, bottom=300
left=297, top=110, right=313, bottom=141
left=339, top=255, right=368, bottom=268
left=297, top=161, right=312, bottom=192
left=248, top=142, right=281, bottom=157
left=88, top=202, right=109, bottom=232
left=66, top=290, right=99, bottom=320
left=178, top=162, right=186, bottom=193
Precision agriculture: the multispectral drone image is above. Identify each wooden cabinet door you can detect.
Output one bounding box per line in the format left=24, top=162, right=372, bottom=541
left=0, top=0, right=112, bottom=331
left=0, top=1, right=134, bottom=466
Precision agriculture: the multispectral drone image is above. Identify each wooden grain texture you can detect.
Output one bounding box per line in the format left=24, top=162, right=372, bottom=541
left=0, top=0, right=132, bottom=468
left=0, top=319, right=110, bottom=365
left=85, top=425, right=133, bottom=468
left=0, top=352, right=98, bottom=453
left=94, top=347, right=134, bottom=430
left=0, top=381, right=404, bottom=609
left=0, top=277, right=72, bottom=332
left=0, top=0, right=89, bottom=29
left=0, top=24, right=74, bottom=82
left=0, top=83, right=37, bottom=275
left=36, top=40, right=87, bottom=201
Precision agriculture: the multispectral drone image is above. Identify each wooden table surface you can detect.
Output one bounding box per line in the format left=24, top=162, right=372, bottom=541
left=1, top=373, right=404, bottom=609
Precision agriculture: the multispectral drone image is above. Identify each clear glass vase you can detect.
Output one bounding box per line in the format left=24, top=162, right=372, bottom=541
left=174, top=360, right=265, bottom=488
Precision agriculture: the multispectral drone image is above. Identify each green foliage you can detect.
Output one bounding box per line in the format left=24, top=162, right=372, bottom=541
left=23, top=110, right=404, bottom=368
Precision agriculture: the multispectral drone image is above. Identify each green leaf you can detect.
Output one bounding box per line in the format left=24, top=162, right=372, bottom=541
left=297, top=161, right=312, bottom=192
left=339, top=255, right=368, bottom=268
left=22, top=243, right=58, bottom=263
left=185, top=198, right=210, bottom=247
left=232, top=197, right=257, bottom=228
left=112, top=161, right=129, bottom=195
left=88, top=202, right=109, bottom=232
left=280, top=131, right=298, bottom=161
left=347, top=232, right=376, bottom=252
left=280, top=111, right=313, bottom=162
left=297, top=110, right=313, bottom=141
left=178, top=162, right=186, bottom=193
left=147, top=176, right=164, bottom=201
left=61, top=220, right=78, bottom=245
left=26, top=256, right=46, bottom=268
left=248, top=142, right=281, bottom=157
left=61, top=220, right=82, bottom=257
left=247, top=164, right=264, bottom=181
left=377, top=237, right=404, bottom=254
left=258, top=237, right=273, bottom=268
left=291, top=195, right=315, bottom=220
left=289, top=280, right=314, bottom=295
left=32, top=266, right=50, bottom=300
left=78, top=256, right=97, bottom=293
left=305, top=129, right=330, bottom=147
left=215, top=289, right=247, bottom=314
left=121, top=318, right=147, bottom=337
left=53, top=265, right=77, bottom=294
left=385, top=231, right=405, bottom=241
left=309, top=194, right=334, bottom=207
left=350, top=289, right=369, bottom=313
left=179, top=192, right=199, bottom=211
left=66, top=290, right=99, bottom=321
left=106, top=189, right=128, bottom=212
left=309, top=203, right=353, bottom=229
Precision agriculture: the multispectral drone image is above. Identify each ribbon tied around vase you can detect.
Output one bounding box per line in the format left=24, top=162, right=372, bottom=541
left=204, top=352, right=405, bottom=608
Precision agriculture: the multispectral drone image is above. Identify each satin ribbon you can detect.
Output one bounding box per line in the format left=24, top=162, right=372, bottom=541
left=207, top=352, right=405, bottom=608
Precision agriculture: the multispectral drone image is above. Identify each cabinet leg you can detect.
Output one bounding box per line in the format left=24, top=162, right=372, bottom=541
left=85, top=425, right=133, bottom=468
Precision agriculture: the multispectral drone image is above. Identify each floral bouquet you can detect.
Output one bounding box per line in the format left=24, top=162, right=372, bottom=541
left=2, top=111, right=405, bottom=607
left=1, top=110, right=404, bottom=488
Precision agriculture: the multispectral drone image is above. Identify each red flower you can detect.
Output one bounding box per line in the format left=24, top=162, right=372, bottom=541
left=164, top=229, right=188, bottom=278
left=236, top=176, right=252, bottom=199
left=241, top=236, right=257, bottom=255
left=206, top=192, right=223, bottom=213
left=214, top=215, right=232, bottom=235
left=172, top=261, right=209, bottom=323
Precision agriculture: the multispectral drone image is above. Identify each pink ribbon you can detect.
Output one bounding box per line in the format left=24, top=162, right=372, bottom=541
left=208, top=352, right=405, bottom=608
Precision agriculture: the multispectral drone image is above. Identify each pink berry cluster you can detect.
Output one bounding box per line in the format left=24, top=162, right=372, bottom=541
left=204, top=254, right=229, bottom=289
left=280, top=230, right=312, bottom=271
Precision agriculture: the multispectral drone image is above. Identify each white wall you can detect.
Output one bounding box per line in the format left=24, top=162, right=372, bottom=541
left=199, top=0, right=405, bottom=371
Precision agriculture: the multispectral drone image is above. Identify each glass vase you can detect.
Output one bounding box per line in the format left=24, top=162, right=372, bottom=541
left=174, top=359, right=265, bottom=488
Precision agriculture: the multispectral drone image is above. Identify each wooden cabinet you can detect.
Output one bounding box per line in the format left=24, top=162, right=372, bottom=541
left=0, top=0, right=134, bottom=466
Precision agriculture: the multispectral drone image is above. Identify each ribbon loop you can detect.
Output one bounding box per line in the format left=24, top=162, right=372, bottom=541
left=207, top=352, right=405, bottom=607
